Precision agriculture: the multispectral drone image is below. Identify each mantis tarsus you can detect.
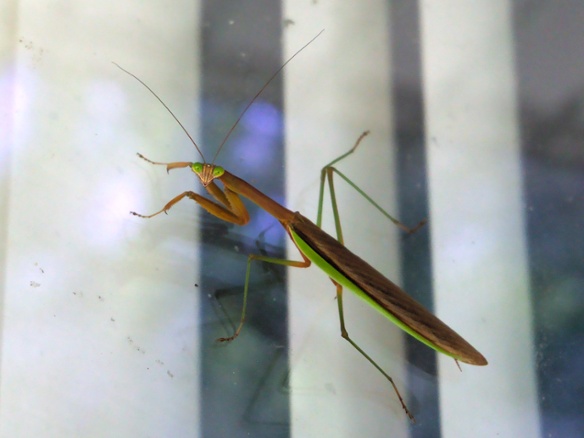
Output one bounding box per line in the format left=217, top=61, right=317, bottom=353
left=120, top=31, right=487, bottom=422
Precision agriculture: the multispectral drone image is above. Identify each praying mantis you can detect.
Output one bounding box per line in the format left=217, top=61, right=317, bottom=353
left=120, top=31, right=487, bottom=422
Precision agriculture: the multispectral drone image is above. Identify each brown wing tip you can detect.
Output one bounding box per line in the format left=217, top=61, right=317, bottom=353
left=475, top=356, right=488, bottom=366
left=459, top=352, right=488, bottom=366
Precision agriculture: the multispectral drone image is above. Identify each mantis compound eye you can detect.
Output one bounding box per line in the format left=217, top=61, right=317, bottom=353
left=212, top=166, right=224, bottom=177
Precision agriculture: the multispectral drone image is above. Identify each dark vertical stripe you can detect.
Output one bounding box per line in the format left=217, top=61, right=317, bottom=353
left=512, top=3, right=584, bottom=436
left=390, top=2, right=440, bottom=435
left=199, top=2, right=289, bottom=437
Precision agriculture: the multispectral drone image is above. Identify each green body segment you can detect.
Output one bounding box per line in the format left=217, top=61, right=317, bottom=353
left=290, top=228, right=456, bottom=360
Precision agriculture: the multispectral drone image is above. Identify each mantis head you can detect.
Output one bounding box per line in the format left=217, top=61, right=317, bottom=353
left=191, top=162, right=225, bottom=187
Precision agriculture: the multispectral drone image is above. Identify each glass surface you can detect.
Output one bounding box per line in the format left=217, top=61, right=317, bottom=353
left=1, top=1, right=583, bottom=437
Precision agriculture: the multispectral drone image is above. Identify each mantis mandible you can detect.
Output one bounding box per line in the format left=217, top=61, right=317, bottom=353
left=119, top=31, right=487, bottom=422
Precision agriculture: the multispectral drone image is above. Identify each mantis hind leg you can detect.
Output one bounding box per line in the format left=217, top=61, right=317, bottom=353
left=334, top=282, right=415, bottom=422
left=318, top=132, right=420, bottom=421
left=317, top=131, right=426, bottom=242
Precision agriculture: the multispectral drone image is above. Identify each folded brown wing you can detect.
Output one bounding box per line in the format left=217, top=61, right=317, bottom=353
left=291, top=212, right=487, bottom=366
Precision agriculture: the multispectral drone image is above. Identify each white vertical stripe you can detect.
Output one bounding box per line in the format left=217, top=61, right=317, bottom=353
left=0, top=1, right=201, bottom=436
left=421, top=1, right=540, bottom=436
left=284, top=2, right=410, bottom=436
